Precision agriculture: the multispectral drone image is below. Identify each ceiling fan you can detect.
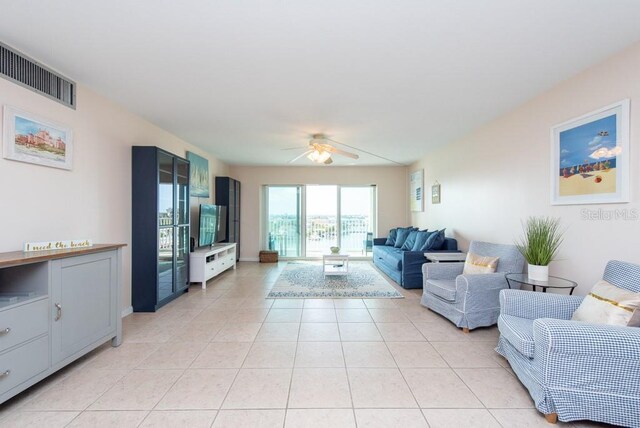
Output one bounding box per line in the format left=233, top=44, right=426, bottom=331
left=286, top=134, right=359, bottom=165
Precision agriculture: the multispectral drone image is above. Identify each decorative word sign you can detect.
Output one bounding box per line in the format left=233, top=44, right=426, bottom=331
left=24, top=239, right=93, bottom=252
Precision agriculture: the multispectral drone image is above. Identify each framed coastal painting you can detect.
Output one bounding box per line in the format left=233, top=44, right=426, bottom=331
left=410, top=169, right=423, bottom=211
left=187, top=151, right=210, bottom=197
left=3, top=106, right=73, bottom=170
left=551, top=99, right=630, bottom=205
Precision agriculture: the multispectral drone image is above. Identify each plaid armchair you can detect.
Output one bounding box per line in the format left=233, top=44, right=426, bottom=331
left=496, top=260, right=640, bottom=426
left=421, top=241, right=525, bottom=331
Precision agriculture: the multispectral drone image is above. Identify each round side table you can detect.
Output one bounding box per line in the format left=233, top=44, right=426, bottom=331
left=505, top=273, right=578, bottom=295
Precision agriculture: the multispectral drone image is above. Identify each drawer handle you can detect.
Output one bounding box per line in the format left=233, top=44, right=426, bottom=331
left=0, top=328, right=10, bottom=335
left=55, top=303, right=62, bottom=321
left=0, top=370, right=10, bottom=378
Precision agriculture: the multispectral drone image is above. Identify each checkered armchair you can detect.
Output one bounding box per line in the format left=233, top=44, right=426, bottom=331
left=496, top=260, right=640, bottom=426
left=421, top=241, right=525, bottom=331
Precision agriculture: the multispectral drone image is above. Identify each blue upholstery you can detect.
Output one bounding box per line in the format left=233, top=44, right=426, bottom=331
left=421, top=241, right=525, bottom=329
left=412, top=230, right=431, bottom=251
left=385, top=229, right=397, bottom=246
left=422, top=228, right=445, bottom=251
left=394, top=227, right=415, bottom=248
left=373, top=236, right=459, bottom=289
left=401, top=230, right=419, bottom=251
left=496, top=260, right=640, bottom=426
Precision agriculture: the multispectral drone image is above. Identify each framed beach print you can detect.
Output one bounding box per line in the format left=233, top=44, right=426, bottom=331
left=551, top=99, right=630, bottom=205
left=410, top=169, right=424, bottom=211
left=3, top=106, right=73, bottom=170
left=187, top=151, right=210, bottom=197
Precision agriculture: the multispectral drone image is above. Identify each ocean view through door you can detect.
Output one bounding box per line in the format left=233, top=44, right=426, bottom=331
left=305, top=185, right=338, bottom=257
left=265, top=185, right=376, bottom=258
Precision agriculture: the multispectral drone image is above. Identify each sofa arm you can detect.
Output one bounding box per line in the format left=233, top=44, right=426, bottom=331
left=373, top=238, right=387, bottom=246
left=500, top=289, right=583, bottom=320
left=422, top=262, right=464, bottom=280
left=533, top=318, right=640, bottom=399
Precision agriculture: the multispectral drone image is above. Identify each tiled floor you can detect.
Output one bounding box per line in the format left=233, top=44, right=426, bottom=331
left=0, top=262, right=611, bottom=427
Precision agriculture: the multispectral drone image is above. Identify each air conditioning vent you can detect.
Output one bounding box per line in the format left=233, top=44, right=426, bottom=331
left=0, top=42, right=76, bottom=109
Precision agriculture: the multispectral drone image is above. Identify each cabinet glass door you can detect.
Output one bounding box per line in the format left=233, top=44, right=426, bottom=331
left=158, top=152, right=174, bottom=226
left=158, top=227, right=174, bottom=302
left=175, top=226, right=189, bottom=292
left=176, top=159, right=189, bottom=226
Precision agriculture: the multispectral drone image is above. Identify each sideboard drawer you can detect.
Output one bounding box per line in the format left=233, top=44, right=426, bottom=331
left=0, top=299, right=49, bottom=353
left=0, top=335, right=49, bottom=396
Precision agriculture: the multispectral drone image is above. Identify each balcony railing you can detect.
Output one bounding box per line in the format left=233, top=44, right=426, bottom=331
left=268, top=215, right=372, bottom=257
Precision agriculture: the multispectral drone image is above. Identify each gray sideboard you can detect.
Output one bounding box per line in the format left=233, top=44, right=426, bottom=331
left=0, top=244, right=124, bottom=404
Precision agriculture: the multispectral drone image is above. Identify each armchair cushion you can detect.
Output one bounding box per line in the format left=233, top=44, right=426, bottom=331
left=425, top=279, right=457, bottom=301
left=571, top=279, right=640, bottom=327
left=498, top=314, right=535, bottom=358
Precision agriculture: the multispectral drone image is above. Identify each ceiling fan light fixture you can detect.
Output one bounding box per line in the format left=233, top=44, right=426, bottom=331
left=307, top=149, right=331, bottom=164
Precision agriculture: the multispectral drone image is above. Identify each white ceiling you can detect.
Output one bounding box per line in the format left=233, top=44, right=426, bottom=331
left=1, top=1, right=640, bottom=166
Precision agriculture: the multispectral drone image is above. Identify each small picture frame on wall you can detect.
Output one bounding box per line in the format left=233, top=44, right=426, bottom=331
left=2, top=105, right=73, bottom=170
left=551, top=99, right=630, bottom=205
left=432, top=182, right=441, bottom=204
left=410, top=169, right=424, bottom=212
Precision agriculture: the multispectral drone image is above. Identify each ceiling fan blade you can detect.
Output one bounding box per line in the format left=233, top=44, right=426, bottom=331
left=281, top=146, right=309, bottom=151
left=323, top=145, right=359, bottom=159
left=323, top=157, right=333, bottom=165
left=288, top=150, right=312, bottom=163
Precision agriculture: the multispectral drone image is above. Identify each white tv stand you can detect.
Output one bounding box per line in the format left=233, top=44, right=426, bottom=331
left=189, top=243, right=237, bottom=289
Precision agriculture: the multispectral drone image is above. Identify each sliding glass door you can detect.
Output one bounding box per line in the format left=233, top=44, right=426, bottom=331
left=306, top=185, right=338, bottom=257
left=265, top=186, right=302, bottom=257
left=264, top=185, right=376, bottom=258
left=340, top=186, right=375, bottom=256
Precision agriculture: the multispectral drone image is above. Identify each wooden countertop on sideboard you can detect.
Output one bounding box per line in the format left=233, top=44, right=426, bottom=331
left=0, top=244, right=127, bottom=269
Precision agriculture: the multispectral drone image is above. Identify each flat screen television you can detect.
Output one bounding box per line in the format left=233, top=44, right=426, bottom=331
left=198, top=204, right=227, bottom=247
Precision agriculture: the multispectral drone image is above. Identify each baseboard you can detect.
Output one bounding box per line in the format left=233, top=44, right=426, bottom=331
left=240, top=257, right=259, bottom=262
left=121, top=306, right=133, bottom=318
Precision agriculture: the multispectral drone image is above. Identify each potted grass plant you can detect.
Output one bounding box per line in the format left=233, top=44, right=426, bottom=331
left=515, top=216, right=564, bottom=281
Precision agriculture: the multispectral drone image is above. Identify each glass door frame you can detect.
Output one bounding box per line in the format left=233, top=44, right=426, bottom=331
left=263, top=184, right=377, bottom=260
left=263, top=185, right=304, bottom=258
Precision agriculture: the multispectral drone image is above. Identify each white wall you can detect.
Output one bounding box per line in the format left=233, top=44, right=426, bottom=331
left=227, top=166, right=409, bottom=260
left=0, top=79, right=228, bottom=311
left=410, top=42, right=640, bottom=294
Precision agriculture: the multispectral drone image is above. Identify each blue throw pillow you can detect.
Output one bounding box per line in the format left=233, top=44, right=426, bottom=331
left=394, top=227, right=415, bottom=248
left=401, top=230, right=419, bottom=251
left=421, top=228, right=446, bottom=251
left=385, top=228, right=397, bottom=246
left=412, top=230, right=432, bottom=251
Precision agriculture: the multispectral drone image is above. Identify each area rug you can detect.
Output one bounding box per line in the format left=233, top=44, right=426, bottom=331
left=267, top=261, right=404, bottom=299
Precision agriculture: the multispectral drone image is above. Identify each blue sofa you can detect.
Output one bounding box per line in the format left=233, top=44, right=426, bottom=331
left=373, top=237, right=459, bottom=289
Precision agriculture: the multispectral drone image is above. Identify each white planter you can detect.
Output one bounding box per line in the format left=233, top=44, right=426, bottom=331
left=528, top=264, right=549, bottom=282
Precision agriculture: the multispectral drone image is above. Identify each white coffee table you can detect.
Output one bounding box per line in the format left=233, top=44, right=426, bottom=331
left=424, top=252, right=467, bottom=263
left=323, top=253, right=350, bottom=277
